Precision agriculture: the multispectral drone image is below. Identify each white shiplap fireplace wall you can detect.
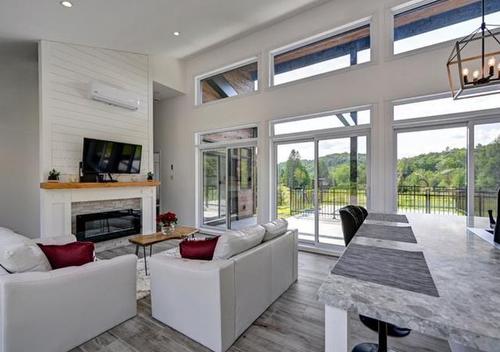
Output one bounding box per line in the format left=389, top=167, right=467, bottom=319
left=38, top=40, right=155, bottom=238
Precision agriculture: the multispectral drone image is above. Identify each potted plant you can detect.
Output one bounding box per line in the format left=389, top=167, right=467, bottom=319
left=157, top=211, right=178, bottom=234
left=48, top=169, right=61, bottom=182
left=147, top=171, right=154, bottom=181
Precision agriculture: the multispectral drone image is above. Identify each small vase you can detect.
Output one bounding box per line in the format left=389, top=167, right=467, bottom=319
left=161, top=224, right=171, bottom=235
left=169, top=223, right=176, bottom=233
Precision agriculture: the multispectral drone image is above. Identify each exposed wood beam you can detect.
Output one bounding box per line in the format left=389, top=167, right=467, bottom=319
left=395, top=0, right=477, bottom=28
left=201, top=81, right=223, bottom=103
left=211, top=76, right=238, bottom=97
left=274, top=26, right=370, bottom=65
left=222, top=69, right=255, bottom=94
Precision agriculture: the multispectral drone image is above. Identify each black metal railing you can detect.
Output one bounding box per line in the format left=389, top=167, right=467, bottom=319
left=286, top=187, right=367, bottom=219
left=396, top=186, right=497, bottom=216
left=397, top=185, right=467, bottom=215
left=280, top=185, right=497, bottom=218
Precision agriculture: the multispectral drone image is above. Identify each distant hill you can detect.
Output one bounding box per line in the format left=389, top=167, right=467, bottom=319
left=277, top=136, right=499, bottom=190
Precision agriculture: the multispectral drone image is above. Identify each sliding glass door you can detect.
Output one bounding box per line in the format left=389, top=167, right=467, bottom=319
left=276, top=141, right=316, bottom=241
left=202, top=149, right=227, bottom=228
left=394, top=119, right=500, bottom=226
left=318, top=136, right=367, bottom=246
left=202, top=146, right=257, bottom=230
left=275, top=134, right=368, bottom=249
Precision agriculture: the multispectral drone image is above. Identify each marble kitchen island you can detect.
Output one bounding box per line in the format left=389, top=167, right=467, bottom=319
left=318, top=214, right=500, bottom=352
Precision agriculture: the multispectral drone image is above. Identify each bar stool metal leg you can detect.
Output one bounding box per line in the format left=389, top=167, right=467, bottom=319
left=352, top=320, right=390, bottom=352
left=143, top=246, right=148, bottom=275
left=378, top=321, right=388, bottom=352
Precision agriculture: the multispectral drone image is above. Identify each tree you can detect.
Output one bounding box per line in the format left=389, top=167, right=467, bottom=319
left=281, top=149, right=312, bottom=189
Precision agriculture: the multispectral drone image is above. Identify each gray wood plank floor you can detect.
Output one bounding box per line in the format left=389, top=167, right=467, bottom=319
left=71, top=242, right=451, bottom=352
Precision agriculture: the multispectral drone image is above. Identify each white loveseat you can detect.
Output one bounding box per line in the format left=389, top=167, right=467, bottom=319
left=150, top=227, right=298, bottom=352
left=0, top=232, right=137, bottom=352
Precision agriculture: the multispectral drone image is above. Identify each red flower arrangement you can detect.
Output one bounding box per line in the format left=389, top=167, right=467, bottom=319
left=157, top=211, right=178, bottom=226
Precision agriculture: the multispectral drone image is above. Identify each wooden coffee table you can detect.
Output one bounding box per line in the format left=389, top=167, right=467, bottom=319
left=129, top=226, right=198, bottom=275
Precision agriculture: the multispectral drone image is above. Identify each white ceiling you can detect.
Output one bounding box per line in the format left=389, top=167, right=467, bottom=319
left=0, top=0, right=329, bottom=58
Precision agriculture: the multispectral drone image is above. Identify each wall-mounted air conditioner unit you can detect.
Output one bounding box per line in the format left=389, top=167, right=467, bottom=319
left=89, top=81, right=140, bottom=111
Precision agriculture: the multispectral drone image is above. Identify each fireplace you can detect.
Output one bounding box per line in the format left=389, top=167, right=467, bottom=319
left=76, top=209, right=141, bottom=242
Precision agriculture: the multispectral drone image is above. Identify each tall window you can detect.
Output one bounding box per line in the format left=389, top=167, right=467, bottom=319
left=196, top=60, right=258, bottom=105
left=270, top=20, right=371, bottom=86
left=199, top=127, right=258, bottom=230
left=393, top=93, right=500, bottom=224
left=272, top=107, right=370, bottom=252
left=393, top=0, right=500, bottom=55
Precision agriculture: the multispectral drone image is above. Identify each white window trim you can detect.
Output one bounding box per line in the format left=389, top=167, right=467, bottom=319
left=392, top=91, right=500, bottom=128
left=195, top=123, right=259, bottom=148
left=268, top=16, right=372, bottom=87
left=194, top=56, right=259, bottom=106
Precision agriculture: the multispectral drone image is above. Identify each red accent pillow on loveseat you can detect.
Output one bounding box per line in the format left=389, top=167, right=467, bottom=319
left=37, top=242, right=95, bottom=269
left=179, top=236, right=219, bottom=260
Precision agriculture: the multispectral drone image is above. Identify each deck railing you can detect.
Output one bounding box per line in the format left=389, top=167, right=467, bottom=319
left=287, top=187, right=367, bottom=219
left=281, top=186, right=497, bottom=217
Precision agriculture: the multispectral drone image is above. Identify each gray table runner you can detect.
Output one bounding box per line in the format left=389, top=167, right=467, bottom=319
left=366, top=213, right=409, bottom=223
left=357, top=223, right=417, bottom=243
left=332, top=244, right=439, bottom=297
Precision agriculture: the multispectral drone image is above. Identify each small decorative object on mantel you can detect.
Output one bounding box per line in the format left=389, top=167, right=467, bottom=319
left=157, top=211, right=178, bottom=234
left=147, top=171, right=154, bottom=181
left=446, top=0, right=500, bottom=100
left=47, top=169, right=61, bottom=182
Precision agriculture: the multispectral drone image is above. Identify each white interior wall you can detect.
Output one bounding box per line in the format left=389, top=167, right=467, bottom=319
left=0, top=42, right=40, bottom=237
left=151, top=54, right=185, bottom=94
left=38, top=40, right=153, bottom=181
left=155, top=0, right=458, bottom=227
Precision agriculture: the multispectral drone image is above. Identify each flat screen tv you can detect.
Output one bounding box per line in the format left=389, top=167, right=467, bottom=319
left=82, top=138, right=142, bottom=174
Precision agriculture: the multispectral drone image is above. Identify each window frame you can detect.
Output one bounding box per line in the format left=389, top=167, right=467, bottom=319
left=195, top=124, right=259, bottom=233
left=392, top=91, right=500, bottom=127
left=391, top=92, right=500, bottom=223
left=269, top=104, right=373, bottom=141
left=269, top=122, right=372, bottom=256
left=196, top=124, right=259, bottom=148
left=194, top=56, right=260, bottom=106
left=268, top=17, right=372, bottom=88
left=389, top=0, right=495, bottom=58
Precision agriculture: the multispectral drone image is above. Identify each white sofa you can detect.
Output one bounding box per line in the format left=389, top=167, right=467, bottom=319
left=0, top=234, right=137, bottom=352
left=150, top=228, right=298, bottom=352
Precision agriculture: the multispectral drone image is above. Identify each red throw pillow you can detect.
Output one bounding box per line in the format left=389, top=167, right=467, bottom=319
left=180, top=236, right=219, bottom=260
left=37, top=242, right=95, bottom=269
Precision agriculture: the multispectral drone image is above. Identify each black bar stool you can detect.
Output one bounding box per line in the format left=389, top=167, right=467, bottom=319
left=339, top=205, right=411, bottom=352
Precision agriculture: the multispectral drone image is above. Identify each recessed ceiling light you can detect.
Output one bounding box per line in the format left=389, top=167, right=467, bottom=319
left=173, top=31, right=180, bottom=37
left=60, top=1, right=73, bottom=8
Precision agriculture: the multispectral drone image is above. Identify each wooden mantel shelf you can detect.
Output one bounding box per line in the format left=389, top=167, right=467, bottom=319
left=40, top=180, right=160, bottom=190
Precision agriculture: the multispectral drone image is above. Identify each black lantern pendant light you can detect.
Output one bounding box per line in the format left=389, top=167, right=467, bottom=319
left=447, top=0, right=500, bottom=99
